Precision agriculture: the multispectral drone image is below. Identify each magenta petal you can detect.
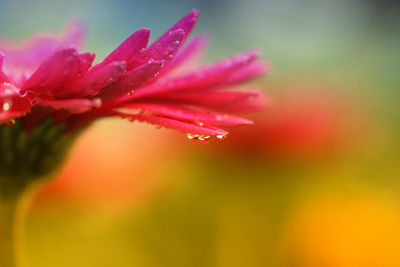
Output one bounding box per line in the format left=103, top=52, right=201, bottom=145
left=158, top=90, right=266, bottom=112
left=0, top=83, right=31, bottom=122
left=21, top=48, right=81, bottom=98
left=0, top=52, right=9, bottom=83
left=224, top=61, right=269, bottom=85
left=124, top=102, right=253, bottom=126
left=127, top=29, right=185, bottom=70
left=98, top=61, right=162, bottom=101
left=0, top=21, right=85, bottom=73
left=68, top=61, right=126, bottom=97
left=125, top=10, right=199, bottom=70
left=37, top=98, right=101, bottom=113
left=152, top=10, right=199, bottom=49
left=100, top=28, right=150, bottom=70
left=115, top=111, right=228, bottom=136
left=127, top=50, right=260, bottom=100
left=165, top=34, right=211, bottom=72
left=77, top=52, right=96, bottom=77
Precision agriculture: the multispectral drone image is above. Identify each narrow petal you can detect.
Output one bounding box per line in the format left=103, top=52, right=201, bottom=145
left=98, top=61, right=162, bottom=101
left=123, top=102, right=253, bottom=126
left=165, top=34, right=211, bottom=73
left=67, top=61, right=126, bottom=97
left=21, top=48, right=81, bottom=98
left=125, top=50, right=260, bottom=100
left=77, top=52, right=96, bottom=77
left=114, top=111, right=228, bottom=136
left=152, top=10, right=199, bottom=49
left=99, top=28, right=150, bottom=70
left=0, top=83, right=31, bottom=123
left=224, top=61, right=269, bottom=85
left=126, top=29, right=185, bottom=70
left=37, top=98, right=101, bottom=113
left=155, top=90, right=266, bottom=112
left=126, top=10, right=199, bottom=70
left=0, top=52, right=9, bottom=83
left=0, top=21, right=85, bottom=71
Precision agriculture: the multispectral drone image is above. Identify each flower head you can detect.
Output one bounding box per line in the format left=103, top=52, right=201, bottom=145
left=0, top=10, right=267, bottom=141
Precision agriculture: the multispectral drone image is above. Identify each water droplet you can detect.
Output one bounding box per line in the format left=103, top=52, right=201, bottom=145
left=216, top=134, right=227, bottom=140
left=93, top=98, right=102, bottom=108
left=2, top=102, right=10, bottom=111
left=198, top=135, right=210, bottom=141
left=187, top=133, right=195, bottom=140
left=168, top=40, right=181, bottom=51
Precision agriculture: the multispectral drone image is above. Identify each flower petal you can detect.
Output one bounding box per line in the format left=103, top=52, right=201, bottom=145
left=99, top=28, right=150, bottom=70
left=37, top=98, right=101, bottom=113
left=123, top=102, right=253, bottom=126
left=126, top=10, right=199, bottom=70
left=0, top=83, right=31, bottom=123
left=67, top=61, right=126, bottom=97
left=126, top=29, right=185, bottom=70
left=0, top=52, right=9, bottom=83
left=153, top=9, right=199, bottom=49
left=98, top=61, right=162, bottom=101
left=21, top=48, right=81, bottom=98
left=0, top=21, right=85, bottom=74
left=125, top=50, right=260, bottom=100
left=156, top=90, right=266, bottom=113
left=165, top=34, right=211, bottom=73
left=115, top=111, right=228, bottom=136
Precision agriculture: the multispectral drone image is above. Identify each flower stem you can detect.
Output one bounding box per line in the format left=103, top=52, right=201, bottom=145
left=0, top=191, right=29, bottom=267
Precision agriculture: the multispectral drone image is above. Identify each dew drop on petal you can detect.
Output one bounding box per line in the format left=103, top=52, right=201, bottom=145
left=2, top=102, right=10, bottom=111
left=216, top=134, right=228, bottom=140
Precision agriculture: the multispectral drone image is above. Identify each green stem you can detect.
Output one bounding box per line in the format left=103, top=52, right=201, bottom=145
left=0, top=190, right=29, bottom=267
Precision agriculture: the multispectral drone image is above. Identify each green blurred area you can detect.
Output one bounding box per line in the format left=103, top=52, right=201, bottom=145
left=1, top=0, right=400, bottom=266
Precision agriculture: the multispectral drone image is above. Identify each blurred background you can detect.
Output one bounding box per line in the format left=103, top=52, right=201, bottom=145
left=1, top=0, right=400, bottom=266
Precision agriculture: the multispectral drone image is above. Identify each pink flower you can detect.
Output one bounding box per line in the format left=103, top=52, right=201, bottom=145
left=0, top=10, right=268, bottom=140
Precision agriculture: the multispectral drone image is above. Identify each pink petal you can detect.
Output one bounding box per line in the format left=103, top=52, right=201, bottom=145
left=0, top=52, right=9, bottom=83
left=126, top=29, right=185, bottom=70
left=224, top=61, right=269, bottom=85
left=0, top=83, right=31, bottom=123
left=114, top=111, right=228, bottom=136
left=126, top=10, right=199, bottom=70
left=77, top=52, right=96, bottom=77
left=37, top=98, right=101, bottom=113
left=165, top=34, right=211, bottom=73
left=0, top=21, right=85, bottom=72
left=152, top=10, right=199, bottom=50
left=67, top=61, right=126, bottom=97
left=98, top=61, right=162, bottom=101
left=21, top=48, right=81, bottom=98
left=125, top=50, right=260, bottom=100
left=156, top=90, right=266, bottom=112
left=124, top=102, right=253, bottom=126
left=98, top=28, right=150, bottom=70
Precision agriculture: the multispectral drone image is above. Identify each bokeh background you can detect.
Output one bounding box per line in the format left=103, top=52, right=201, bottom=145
left=1, top=0, right=400, bottom=266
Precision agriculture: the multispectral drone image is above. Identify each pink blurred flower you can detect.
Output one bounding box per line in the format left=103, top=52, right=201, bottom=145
left=0, top=10, right=267, bottom=139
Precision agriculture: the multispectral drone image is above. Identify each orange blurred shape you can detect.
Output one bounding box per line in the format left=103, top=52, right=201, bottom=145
left=36, top=119, right=175, bottom=209
left=279, top=187, right=400, bottom=267
left=216, top=82, right=366, bottom=160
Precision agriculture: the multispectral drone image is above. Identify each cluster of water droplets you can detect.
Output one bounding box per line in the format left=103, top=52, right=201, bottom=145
left=186, top=133, right=227, bottom=142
